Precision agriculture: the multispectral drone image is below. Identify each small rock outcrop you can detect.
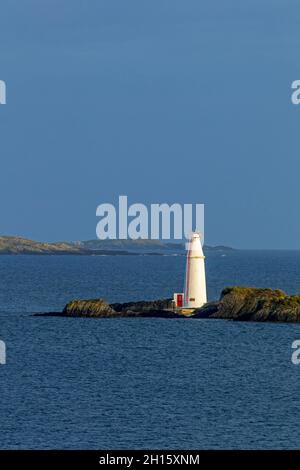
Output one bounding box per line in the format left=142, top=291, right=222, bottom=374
left=63, top=299, right=116, bottom=317
left=59, top=298, right=182, bottom=318
left=194, top=287, right=300, bottom=322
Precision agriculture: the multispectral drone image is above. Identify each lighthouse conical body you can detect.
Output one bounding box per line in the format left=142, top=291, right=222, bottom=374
left=184, top=233, right=207, bottom=309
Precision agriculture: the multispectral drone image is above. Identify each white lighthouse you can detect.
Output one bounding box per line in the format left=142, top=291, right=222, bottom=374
left=184, top=232, right=207, bottom=310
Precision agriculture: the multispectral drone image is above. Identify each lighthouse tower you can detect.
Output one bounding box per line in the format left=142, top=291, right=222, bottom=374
left=184, top=232, right=207, bottom=309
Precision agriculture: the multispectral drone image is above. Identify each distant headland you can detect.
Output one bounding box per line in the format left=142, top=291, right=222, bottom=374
left=0, top=236, right=235, bottom=256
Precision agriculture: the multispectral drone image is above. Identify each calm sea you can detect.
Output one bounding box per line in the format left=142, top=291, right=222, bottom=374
left=1, top=250, right=300, bottom=449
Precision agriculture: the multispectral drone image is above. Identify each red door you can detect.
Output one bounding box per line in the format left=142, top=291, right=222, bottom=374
left=177, top=294, right=183, bottom=307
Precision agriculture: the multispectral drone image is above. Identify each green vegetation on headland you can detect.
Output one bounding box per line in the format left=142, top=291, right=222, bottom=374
left=78, top=239, right=234, bottom=253
left=0, top=236, right=234, bottom=255
left=0, top=236, right=83, bottom=254
left=36, top=287, right=300, bottom=323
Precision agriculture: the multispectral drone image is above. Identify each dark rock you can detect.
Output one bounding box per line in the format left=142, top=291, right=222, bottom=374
left=111, top=298, right=174, bottom=313
left=111, top=298, right=183, bottom=318
left=35, top=297, right=183, bottom=318
left=194, top=287, right=300, bottom=322
left=192, top=301, right=220, bottom=318
left=34, top=311, right=65, bottom=317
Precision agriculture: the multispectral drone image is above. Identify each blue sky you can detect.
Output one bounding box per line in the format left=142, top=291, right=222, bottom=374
left=0, top=0, right=299, bottom=248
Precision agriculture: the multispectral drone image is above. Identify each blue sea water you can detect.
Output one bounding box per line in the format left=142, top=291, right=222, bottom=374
left=1, top=251, right=300, bottom=449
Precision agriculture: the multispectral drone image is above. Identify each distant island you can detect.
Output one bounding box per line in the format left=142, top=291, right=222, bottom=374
left=0, top=236, right=235, bottom=255
left=35, top=287, right=300, bottom=323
